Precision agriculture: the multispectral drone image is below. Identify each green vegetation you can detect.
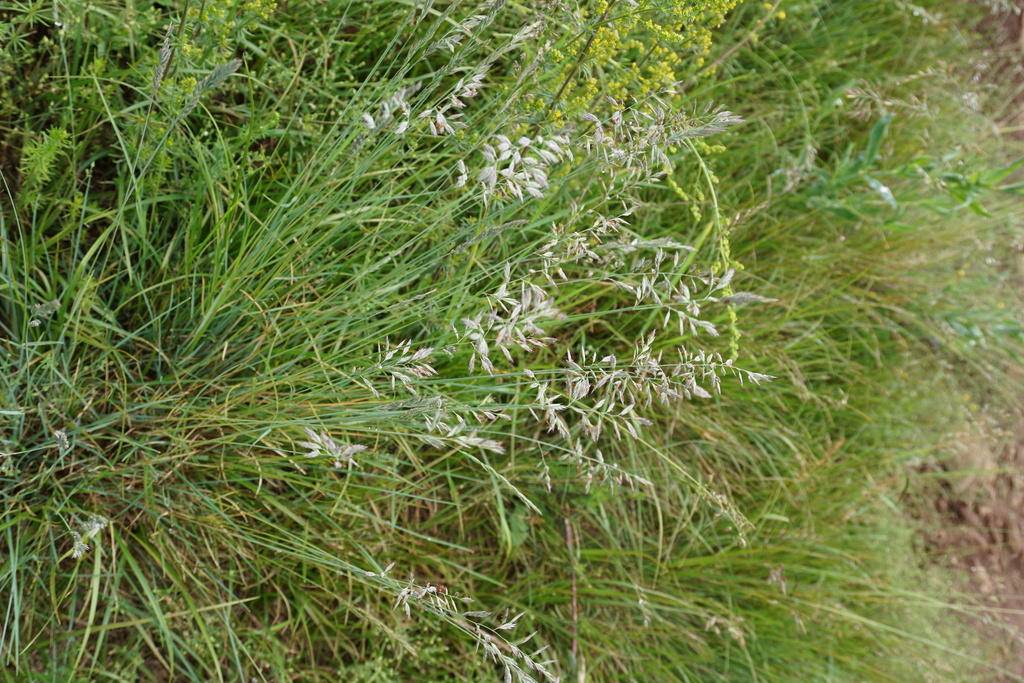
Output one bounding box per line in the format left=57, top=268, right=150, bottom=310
left=2, top=0, right=1022, bottom=680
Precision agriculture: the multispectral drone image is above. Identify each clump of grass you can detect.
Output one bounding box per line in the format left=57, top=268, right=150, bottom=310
left=1, top=0, right=1021, bottom=681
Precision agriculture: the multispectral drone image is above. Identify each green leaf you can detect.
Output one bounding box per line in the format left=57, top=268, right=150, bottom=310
left=508, top=507, right=530, bottom=549
left=977, top=157, right=1024, bottom=187
left=966, top=199, right=992, bottom=217
left=865, top=175, right=898, bottom=209
left=863, top=113, right=894, bottom=168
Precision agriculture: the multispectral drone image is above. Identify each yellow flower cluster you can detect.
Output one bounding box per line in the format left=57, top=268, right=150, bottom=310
left=550, top=0, right=744, bottom=118
left=763, top=2, right=786, bottom=20
left=244, top=0, right=278, bottom=20
left=639, top=0, right=742, bottom=59
left=184, top=0, right=279, bottom=56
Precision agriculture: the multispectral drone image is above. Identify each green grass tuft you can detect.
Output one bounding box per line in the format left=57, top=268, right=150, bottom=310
left=2, top=0, right=1022, bottom=681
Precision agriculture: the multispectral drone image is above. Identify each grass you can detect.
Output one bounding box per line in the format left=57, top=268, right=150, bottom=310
left=2, top=0, right=1023, bottom=681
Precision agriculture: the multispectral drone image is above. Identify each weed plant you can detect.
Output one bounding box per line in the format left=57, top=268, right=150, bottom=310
left=1, top=0, right=1022, bottom=681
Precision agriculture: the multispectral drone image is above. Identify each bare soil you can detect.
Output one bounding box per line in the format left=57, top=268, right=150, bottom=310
left=922, top=410, right=1024, bottom=680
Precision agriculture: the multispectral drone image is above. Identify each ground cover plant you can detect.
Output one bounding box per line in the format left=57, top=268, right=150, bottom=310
left=2, top=0, right=1023, bottom=681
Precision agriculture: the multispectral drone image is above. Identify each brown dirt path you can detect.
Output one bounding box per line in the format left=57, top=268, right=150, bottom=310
left=923, top=412, right=1024, bottom=680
